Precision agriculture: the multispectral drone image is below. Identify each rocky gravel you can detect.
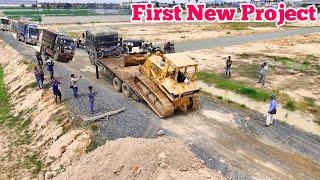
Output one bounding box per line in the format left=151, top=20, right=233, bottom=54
left=0, top=31, right=161, bottom=140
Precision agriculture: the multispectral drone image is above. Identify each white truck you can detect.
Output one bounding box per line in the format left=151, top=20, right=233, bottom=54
left=0, top=17, right=10, bottom=31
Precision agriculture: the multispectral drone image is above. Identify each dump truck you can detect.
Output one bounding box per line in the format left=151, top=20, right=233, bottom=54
left=16, top=17, right=39, bottom=45
left=85, top=28, right=125, bottom=65
left=88, top=29, right=199, bottom=117
left=0, top=17, right=10, bottom=31
left=40, top=29, right=75, bottom=62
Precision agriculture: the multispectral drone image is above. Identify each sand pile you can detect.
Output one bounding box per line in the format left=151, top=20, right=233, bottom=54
left=56, top=137, right=224, bottom=180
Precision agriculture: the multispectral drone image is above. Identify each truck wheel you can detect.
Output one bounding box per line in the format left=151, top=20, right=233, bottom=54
left=53, top=53, right=59, bottom=61
left=122, top=83, right=132, bottom=97
left=113, top=77, right=122, bottom=92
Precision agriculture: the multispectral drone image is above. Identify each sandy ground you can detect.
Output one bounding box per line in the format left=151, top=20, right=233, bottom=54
left=44, top=22, right=289, bottom=44
left=56, top=137, right=224, bottom=180
left=0, top=38, right=223, bottom=179
left=186, top=32, right=320, bottom=103
left=180, top=32, right=320, bottom=134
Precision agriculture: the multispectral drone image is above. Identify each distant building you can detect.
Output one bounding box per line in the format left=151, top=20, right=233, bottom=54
left=300, top=0, right=320, bottom=5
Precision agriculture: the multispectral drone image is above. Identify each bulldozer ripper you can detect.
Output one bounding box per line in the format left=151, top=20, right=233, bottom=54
left=131, top=3, right=317, bottom=26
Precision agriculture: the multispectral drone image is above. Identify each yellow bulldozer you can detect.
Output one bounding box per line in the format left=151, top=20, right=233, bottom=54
left=89, top=28, right=200, bottom=117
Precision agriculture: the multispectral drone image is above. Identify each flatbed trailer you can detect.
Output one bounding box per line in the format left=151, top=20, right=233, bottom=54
left=96, top=54, right=175, bottom=117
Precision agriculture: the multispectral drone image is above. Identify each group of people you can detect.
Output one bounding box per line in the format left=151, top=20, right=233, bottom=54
left=224, top=56, right=277, bottom=127
left=34, top=51, right=97, bottom=114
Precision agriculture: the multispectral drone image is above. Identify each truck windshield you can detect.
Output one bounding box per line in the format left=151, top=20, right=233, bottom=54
left=1, top=19, right=9, bottom=25
left=62, top=39, right=74, bottom=48
left=95, top=35, right=118, bottom=45
left=29, top=28, right=39, bottom=36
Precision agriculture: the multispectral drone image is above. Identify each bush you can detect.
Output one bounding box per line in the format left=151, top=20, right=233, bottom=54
left=284, top=101, right=296, bottom=111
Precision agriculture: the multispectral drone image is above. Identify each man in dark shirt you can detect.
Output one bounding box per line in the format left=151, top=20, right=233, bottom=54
left=226, top=56, right=232, bottom=77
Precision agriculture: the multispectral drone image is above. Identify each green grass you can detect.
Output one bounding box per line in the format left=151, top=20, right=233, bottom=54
left=25, top=153, right=42, bottom=175
left=237, top=63, right=260, bottom=79
left=197, top=71, right=270, bottom=101
left=1, top=8, right=93, bottom=21
left=0, top=67, right=12, bottom=125
left=284, top=101, right=296, bottom=111
left=268, top=55, right=311, bottom=72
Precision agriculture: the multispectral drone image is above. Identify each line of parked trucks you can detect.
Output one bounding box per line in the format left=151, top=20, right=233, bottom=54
left=1, top=16, right=200, bottom=117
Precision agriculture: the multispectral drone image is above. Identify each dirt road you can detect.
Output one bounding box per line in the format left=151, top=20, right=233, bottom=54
left=177, top=26, right=320, bottom=51
left=0, top=30, right=319, bottom=179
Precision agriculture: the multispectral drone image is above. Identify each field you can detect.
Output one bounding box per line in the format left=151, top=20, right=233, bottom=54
left=0, top=8, right=94, bottom=21
left=187, top=33, right=320, bottom=124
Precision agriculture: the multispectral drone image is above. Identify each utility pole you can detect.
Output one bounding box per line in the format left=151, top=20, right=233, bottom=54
left=36, top=0, right=40, bottom=24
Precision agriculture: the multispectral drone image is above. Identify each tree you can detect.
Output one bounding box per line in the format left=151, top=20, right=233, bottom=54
left=20, top=4, right=25, bottom=8
left=155, top=1, right=160, bottom=8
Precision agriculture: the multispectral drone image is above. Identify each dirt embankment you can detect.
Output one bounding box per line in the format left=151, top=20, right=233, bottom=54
left=0, top=39, right=223, bottom=179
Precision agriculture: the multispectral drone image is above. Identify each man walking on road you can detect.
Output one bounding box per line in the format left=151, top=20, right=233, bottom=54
left=47, top=59, right=55, bottom=79
left=51, top=77, right=62, bottom=103
left=266, top=95, right=277, bottom=127
left=34, top=67, right=43, bottom=89
left=258, top=62, right=268, bottom=86
left=225, top=56, right=232, bottom=77
left=70, top=74, right=81, bottom=98
left=88, top=86, right=97, bottom=114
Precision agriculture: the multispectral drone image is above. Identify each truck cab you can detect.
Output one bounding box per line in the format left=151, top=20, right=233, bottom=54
left=17, top=19, right=39, bottom=45
left=41, top=29, right=75, bottom=62
left=54, top=34, right=75, bottom=61
left=85, top=28, right=124, bottom=64
left=0, top=17, right=10, bottom=31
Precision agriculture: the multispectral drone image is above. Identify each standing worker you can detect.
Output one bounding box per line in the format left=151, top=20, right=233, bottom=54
left=70, top=74, right=81, bottom=98
left=39, top=64, right=45, bottom=84
left=51, top=77, right=62, bottom=103
left=88, top=86, right=97, bottom=114
left=36, top=51, right=43, bottom=66
left=34, top=67, right=43, bottom=89
left=258, top=62, right=268, bottom=86
left=47, top=59, right=55, bottom=79
left=266, top=95, right=277, bottom=127
left=225, top=56, right=232, bottom=77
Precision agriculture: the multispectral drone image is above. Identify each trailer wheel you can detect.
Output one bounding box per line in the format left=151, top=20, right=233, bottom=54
left=122, top=83, right=132, bottom=97
left=113, top=77, right=122, bottom=92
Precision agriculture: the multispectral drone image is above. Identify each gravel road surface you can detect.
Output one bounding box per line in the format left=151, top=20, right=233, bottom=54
left=1, top=30, right=319, bottom=179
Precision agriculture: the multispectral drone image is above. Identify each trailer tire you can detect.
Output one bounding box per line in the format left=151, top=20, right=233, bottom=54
left=122, top=83, right=132, bottom=97
left=113, top=77, right=122, bottom=92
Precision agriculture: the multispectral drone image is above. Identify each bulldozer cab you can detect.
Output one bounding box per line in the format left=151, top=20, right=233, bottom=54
left=164, top=54, right=197, bottom=82
left=142, top=53, right=199, bottom=101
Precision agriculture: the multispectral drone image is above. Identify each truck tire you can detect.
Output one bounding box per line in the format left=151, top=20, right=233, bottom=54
left=53, top=53, right=59, bottom=61
left=113, top=77, right=122, bottom=92
left=122, top=83, right=132, bottom=97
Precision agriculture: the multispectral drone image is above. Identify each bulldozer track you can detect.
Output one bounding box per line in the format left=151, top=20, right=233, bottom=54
left=134, top=75, right=174, bottom=117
